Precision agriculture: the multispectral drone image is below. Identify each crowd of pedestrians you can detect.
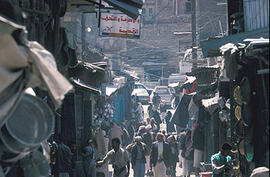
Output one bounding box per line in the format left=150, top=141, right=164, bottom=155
left=50, top=92, right=269, bottom=177
left=49, top=101, right=269, bottom=177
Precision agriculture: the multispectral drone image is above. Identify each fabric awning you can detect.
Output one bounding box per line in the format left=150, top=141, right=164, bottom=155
left=200, top=28, right=269, bottom=57
left=170, top=93, right=193, bottom=128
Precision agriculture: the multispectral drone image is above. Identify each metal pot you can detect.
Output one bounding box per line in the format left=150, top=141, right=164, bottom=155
left=0, top=93, right=54, bottom=154
left=244, top=141, right=254, bottom=162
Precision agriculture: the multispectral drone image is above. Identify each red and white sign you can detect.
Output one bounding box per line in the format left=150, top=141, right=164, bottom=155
left=99, top=12, right=141, bottom=38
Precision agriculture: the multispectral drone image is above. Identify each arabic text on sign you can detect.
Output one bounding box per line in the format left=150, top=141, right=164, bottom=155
left=119, top=27, right=138, bottom=34
left=101, top=15, right=140, bottom=24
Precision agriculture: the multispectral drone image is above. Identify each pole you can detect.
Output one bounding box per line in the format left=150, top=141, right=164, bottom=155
left=81, top=13, right=86, bottom=60
left=155, top=0, right=158, bottom=27
left=191, top=0, right=197, bottom=69
left=161, top=66, right=164, bottom=86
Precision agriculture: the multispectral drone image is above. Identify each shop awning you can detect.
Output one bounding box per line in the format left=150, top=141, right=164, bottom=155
left=67, top=0, right=96, bottom=12
left=200, top=28, right=269, bottom=57
left=71, top=78, right=101, bottom=94
left=168, top=82, right=179, bottom=88
left=103, top=0, right=143, bottom=20
left=201, top=93, right=220, bottom=115
left=67, top=0, right=143, bottom=20
left=114, top=69, right=139, bottom=81
left=68, top=61, right=106, bottom=88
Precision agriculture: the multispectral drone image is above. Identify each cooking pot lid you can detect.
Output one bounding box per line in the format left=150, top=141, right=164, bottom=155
left=5, top=93, right=54, bottom=146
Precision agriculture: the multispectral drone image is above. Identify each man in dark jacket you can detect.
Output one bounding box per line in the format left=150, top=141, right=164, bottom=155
left=168, top=135, right=179, bottom=177
left=56, top=135, right=73, bottom=177
left=127, top=136, right=149, bottom=177
left=150, top=132, right=171, bottom=177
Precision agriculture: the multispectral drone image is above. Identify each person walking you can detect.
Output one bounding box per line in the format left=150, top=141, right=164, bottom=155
left=142, top=125, right=154, bottom=173
left=165, top=111, right=175, bottom=133
left=148, top=103, right=154, bottom=118
left=152, top=92, right=161, bottom=110
left=109, top=122, right=123, bottom=150
left=128, top=136, right=150, bottom=177
left=56, top=135, right=73, bottom=177
left=150, top=132, right=171, bottom=177
left=97, top=138, right=130, bottom=177
left=135, top=102, right=144, bottom=124
left=178, top=130, right=187, bottom=168
left=192, top=118, right=204, bottom=177
left=168, top=135, right=179, bottom=177
left=137, top=125, right=147, bottom=137
left=82, top=139, right=97, bottom=177
left=152, top=110, right=162, bottom=132
left=150, top=118, right=159, bottom=133
left=211, top=143, right=233, bottom=177
left=180, top=129, right=194, bottom=177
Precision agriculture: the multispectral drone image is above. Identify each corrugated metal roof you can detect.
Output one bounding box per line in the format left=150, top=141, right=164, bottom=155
left=244, top=0, right=269, bottom=32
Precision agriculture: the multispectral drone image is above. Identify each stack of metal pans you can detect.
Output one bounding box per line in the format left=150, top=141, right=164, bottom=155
left=0, top=93, right=54, bottom=160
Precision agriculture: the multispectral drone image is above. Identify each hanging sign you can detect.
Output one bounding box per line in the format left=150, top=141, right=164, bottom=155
left=99, top=12, right=141, bottom=39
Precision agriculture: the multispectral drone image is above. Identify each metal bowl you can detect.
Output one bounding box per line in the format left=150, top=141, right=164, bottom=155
left=0, top=93, right=54, bottom=154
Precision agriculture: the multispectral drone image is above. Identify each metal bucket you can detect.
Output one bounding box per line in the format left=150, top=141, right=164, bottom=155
left=0, top=93, right=54, bottom=154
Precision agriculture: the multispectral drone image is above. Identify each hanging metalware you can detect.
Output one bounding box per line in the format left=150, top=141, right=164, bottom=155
left=0, top=93, right=54, bottom=154
left=240, top=77, right=251, bottom=104
left=238, top=139, right=245, bottom=156
left=234, top=105, right=242, bottom=121
left=244, top=141, right=254, bottom=162
left=233, top=85, right=243, bottom=106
